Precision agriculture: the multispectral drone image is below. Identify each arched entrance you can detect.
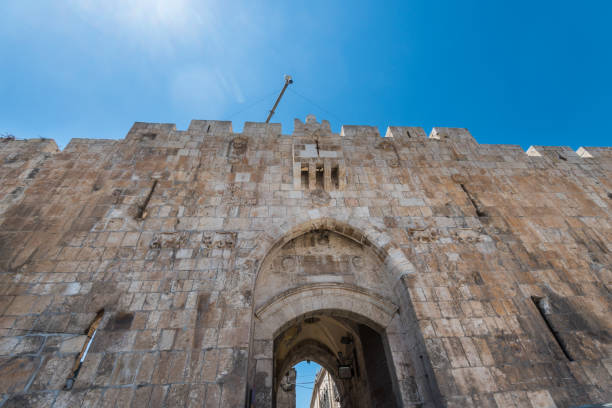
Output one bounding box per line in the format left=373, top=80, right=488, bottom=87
left=247, top=221, right=442, bottom=407
left=274, top=310, right=399, bottom=407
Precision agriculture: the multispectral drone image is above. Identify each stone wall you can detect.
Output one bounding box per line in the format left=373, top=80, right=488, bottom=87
left=310, top=368, right=340, bottom=408
left=276, top=368, right=296, bottom=408
left=0, top=116, right=610, bottom=407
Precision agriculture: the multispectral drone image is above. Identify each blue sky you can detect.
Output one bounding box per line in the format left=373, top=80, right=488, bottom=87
left=293, top=361, right=321, bottom=408
left=1, top=1, right=610, bottom=150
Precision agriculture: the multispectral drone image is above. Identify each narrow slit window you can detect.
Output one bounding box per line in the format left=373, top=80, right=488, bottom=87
left=65, top=309, right=105, bottom=390
left=316, top=163, right=324, bottom=189
left=331, top=165, right=339, bottom=189
left=301, top=164, right=309, bottom=189
left=531, top=297, right=573, bottom=361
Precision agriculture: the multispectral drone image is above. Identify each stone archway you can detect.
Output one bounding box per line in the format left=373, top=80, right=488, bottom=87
left=274, top=338, right=345, bottom=408
left=272, top=309, right=399, bottom=408
left=246, top=223, right=443, bottom=407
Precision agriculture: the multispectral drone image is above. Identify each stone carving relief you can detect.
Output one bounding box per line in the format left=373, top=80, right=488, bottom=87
left=228, top=137, right=248, bottom=163
left=281, top=256, right=296, bottom=269
left=223, top=183, right=257, bottom=205
left=200, top=231, right=237, bottom=257
left=406, top=227, right=492, bottom=245
left=255, top=229, right=396, bottom=317
left=351, top=256, right=363, bottom=268
left=149, top=232, right=188, bottom=249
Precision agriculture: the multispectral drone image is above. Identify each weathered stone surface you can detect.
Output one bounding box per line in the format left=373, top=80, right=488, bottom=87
left=0, top=356, right=39, bottom=393
left=0, top=116, right=610, bottom=407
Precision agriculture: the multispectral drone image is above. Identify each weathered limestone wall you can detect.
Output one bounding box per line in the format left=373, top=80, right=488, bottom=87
left=0, top=137, right=58, bottom=223
left=310, top=369, right=340, bottom=408
left=276, top=368, right=296, bottom=408
left=0, top=116, right=610, bottom=407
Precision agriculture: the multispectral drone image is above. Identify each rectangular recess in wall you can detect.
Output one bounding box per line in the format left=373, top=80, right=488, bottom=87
left=531, top=296, right=573, bottom=361
left=331, top=165, right=339, bottom=189
left=316, top=163, right=324, bottom=189
left=301, top=164, right=309, bottom=189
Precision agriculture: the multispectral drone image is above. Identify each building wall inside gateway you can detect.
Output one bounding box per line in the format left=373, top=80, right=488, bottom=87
left=310, top=369, right=340, bottom=408
left=0, top=116, right=611, bottom=407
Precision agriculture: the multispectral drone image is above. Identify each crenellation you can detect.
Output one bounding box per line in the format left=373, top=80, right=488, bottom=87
left=526, top=146, right=583, bottom=164
left=0, top=139, right=59, bottom=164
left=241, top=123, right=283, bottom=150
left=476, top=144, right=527, bottom=163
left=242, top=122, right=281, bottom=136
left=340, top=124, right=380, bottom=139
left=293, top=115, right=332, bottom=137
left=63, top=138, right=116, bottom=154
left=576, top=147, right=595, bottom=158
left=577, top=146, right=612, bottom=160
left=385, top=126, right=428, bottom=144
left=429, top=127, right=476, bottom=144
left=188, top=119, right=232, bottom=134
left=125, top=123, right=177, bottom=146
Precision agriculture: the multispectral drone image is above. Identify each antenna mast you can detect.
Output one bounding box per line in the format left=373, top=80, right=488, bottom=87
left=265, top=75, right=293, bottom=123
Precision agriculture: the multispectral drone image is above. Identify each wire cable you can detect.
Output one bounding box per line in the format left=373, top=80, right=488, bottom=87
left=226, top=90, right=279, bottom=120
left=288, top=88, right=344, bottom=123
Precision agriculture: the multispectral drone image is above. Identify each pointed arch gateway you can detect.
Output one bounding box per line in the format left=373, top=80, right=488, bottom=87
left=245, top=218, right=442, bottom=407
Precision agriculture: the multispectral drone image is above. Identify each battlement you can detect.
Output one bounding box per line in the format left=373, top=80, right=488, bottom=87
left=0, top=137, right=58, bottom=154
left=1, top=116, right=610, bottom=166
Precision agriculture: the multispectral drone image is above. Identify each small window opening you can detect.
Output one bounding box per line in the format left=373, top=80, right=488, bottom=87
left=531, top=297, right=573, bottom=361
left=207, top=124, right=211, bottom=133
left=301, top=164, right=309, bottom=189
left=142, top=132, right=157, bottom=140
left=331, top=165, right=339, bottom=189
left=136, top=180, right=158, bottom=220
left=406, top=130, right=412, bottom=138
left=316, top=163, right=324, bottom=189
left=65, top=309, right=105, bottom=390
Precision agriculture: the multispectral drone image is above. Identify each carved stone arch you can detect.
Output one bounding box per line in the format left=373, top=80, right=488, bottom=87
left=245, top=216, right=443, bottom=407
left=244, top=214, right=418, bottom=286
left=254, top=284, right=399, bottom=340
left=253, top=288, right=401, bottom=408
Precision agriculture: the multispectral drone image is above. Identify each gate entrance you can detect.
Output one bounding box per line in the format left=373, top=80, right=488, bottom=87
left=274, top=311, right=398, bottom=408
left=247, top=221, right=442, bottom=407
